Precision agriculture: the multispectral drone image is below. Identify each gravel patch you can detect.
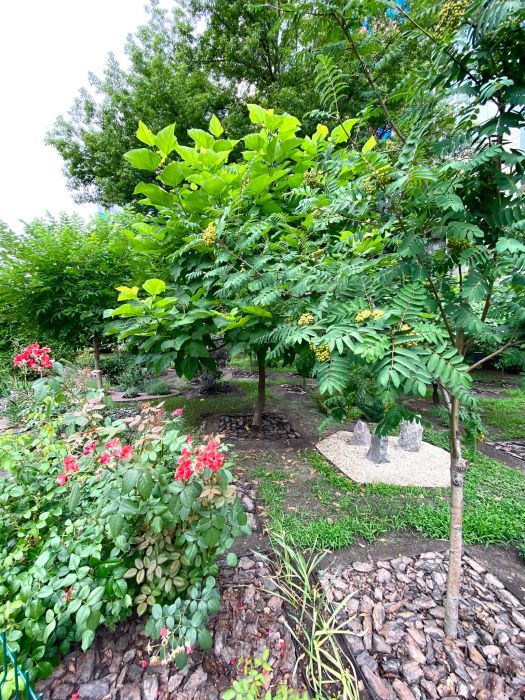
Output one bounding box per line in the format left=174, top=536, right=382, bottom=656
left=316, top=430, right=450, bottom=488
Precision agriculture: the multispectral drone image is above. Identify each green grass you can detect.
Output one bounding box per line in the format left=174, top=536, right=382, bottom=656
left=251, top=428, right=525, bottom=550
left=479, top=389, right=525, bottom=440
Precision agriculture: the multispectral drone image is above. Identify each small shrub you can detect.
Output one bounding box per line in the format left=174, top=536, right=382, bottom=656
left=222, top=650, right=308, bottom=699
left=99, top=353, right=136, bottom=384
left=143, top=378, right=173, bottom=395
left=119, top=364, right=153, bottom=392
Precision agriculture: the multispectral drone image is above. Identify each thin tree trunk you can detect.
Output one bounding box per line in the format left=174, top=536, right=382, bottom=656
left=252, top=349, right=266, bottom=428
left=92, top=331, right=104, bottom=391
left=444, top=395, right=467, bottom=638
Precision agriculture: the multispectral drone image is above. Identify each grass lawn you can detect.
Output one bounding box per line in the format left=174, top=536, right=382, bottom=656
left=243, top=428, right=525, bottom=550
left=479, top=389, right=525, bottom=440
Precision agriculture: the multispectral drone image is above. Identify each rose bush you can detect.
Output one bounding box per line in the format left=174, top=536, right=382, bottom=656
left=0, top=353, right=248, bottom=679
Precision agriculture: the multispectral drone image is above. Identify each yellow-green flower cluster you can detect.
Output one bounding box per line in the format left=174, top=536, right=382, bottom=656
left=436, top=0, right=469, bottom=33
left=298, top=313, right=315, bottom=326
left=310, top=343, right=330, bottom=363
left=304, top=170, right=322, bottom=188
left=355, top=308, right=384, bottom=323
left=202, top=222, right=217, bottom=246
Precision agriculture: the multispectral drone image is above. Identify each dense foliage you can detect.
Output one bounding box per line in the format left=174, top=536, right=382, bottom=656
left=0, top=358, right=248, bottom=678
left=0, top=212, right=152, bottom=357
left=48, top=0, right=444, bottom=206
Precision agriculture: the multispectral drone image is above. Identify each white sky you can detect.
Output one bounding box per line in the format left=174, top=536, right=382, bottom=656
left=0, top=1, right=158, bottom=232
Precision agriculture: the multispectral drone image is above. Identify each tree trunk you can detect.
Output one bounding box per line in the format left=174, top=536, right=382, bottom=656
left=432, top=381, right=440, bottom=406
left=252, top=349, right=266, bottom=428
left=92, top=331, right=104, bottom=391
left=444, top=395, right=467, bottom=638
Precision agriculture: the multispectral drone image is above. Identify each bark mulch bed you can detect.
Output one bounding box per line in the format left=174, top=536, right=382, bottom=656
left=485, top=440, right=525, bottom=462
left=320, top=550, right=525, bottom=700
left=218, top=413, right=301, bottom=440
left=280, top=384, right=307, bottom=395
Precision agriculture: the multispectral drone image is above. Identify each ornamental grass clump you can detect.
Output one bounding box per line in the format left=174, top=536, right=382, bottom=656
left=0, top=348, right=248, bottom=680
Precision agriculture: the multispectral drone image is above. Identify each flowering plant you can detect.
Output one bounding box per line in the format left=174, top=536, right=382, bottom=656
left=13, top=343, right=53, bottom=371
left=0, top=389, right=248, bottom=680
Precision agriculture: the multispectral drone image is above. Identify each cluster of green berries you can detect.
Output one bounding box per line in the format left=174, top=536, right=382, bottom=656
left=436, top=0, right=469, bottom=33
left=202, top=222, right=217, bottom=246
left=448, top=237, right=471, bottom=255
left=298, top=313, right=315, bottom=326
left=304, top=170, right=322, bottom=189
left=310, top=343, right=330, bottom=363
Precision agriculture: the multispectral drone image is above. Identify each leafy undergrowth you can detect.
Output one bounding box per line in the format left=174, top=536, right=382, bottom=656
left=162, top=380, right=277, bottom=432
left=479, top=389, right=525, bottom=440
left=248, top=428, right=525, bottom=550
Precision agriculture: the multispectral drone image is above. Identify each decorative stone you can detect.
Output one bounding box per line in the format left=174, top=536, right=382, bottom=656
left=398, top=419, right=424, bottom=452
left=78, top=679, right=110, bottom=699
left=366, top=434, right=390, bottom=464
left=362, top=666, right=392, bottom=700
left=352, top=420, right=371, bottom=446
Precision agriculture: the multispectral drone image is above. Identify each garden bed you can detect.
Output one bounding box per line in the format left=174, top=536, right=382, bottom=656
left=320, top=550, right=525, bottom=700
left=218, top=413, right=301, bottom=441
left=36, top=552, right=306, bottom=700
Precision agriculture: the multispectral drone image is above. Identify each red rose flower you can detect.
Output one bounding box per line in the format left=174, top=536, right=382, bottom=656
left=63, top=455, right=79, bottom=473
left=99, top=451, right=112, bottom=465
left=56, top=473, right=68, bottom=486
left=82, top=441, right=97, bottom=455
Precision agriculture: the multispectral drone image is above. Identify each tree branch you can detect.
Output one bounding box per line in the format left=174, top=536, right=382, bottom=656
left=467, top=339, right=517, bottom=373
left=333, top=11, right=406, bottom=144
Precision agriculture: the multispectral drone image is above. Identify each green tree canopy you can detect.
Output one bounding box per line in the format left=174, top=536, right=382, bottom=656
left=0, top=212, right=152, bottom=356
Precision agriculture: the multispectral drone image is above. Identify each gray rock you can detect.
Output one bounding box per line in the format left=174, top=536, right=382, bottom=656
left=122, top=649, right=135, bottom=664
left=142, top=673, right=159, bottom=700
left=398, top=419, right=424, bottom=452
left=183, top=666, right=208, bottom=695
left=402, top=661, right=423, bottom=684
left=366, top=434, right=390, bottom=464
left=78, top=679, right=110, bottom=700
left=352, top=420, right=371, bottom=446
left=51, top=685, right=75, bottom=700
left=76, top=649, right=96, bottom=683
left=511, top=609, right=525, bottom=632
left=393, top=679, right=417, bottom=700
left=372, top=634, right=392, bottom=654
left=372, top=603, right=385, bottom=631
left=362, top=666, right=392, bottom=700
left=353, top=561, right=375, bottom=573
left=238, top=556, right=255, bottom=570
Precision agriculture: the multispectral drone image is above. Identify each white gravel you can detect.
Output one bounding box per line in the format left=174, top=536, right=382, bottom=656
left=316, top=431, right=451, bottom=488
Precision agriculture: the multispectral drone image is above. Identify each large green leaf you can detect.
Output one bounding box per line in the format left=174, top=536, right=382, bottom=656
left=124, top=148, right=161, bottom=171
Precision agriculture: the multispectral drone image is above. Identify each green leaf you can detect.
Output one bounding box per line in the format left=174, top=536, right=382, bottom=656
left=209, top=114, right=224, bottom=137
left=142, top=278, right=166, bottom=295
left=124, top=148, right=162, bottom=171
left=133, top=183, right=173, bottom=208
left=175, top=652, right=188, bottom=669
left=188, top=128, right=215, bottom=150
left=241, top=305, right=272, bottom=318
left=226, top=552, right=238, bottom=567
left=155, top=124, right=177, bottom=157
left=67, top=483, right=81, bottom=512
left=81, top=629, right=95, bottom=651
left=136, top=121, right=156, bottom=147
left=137, top=469, right=154, bottom=499
left=108, top=512, right=125, bottom=539
left=159, top=162, right=188, bottom=188
left=362, top=135, right=377, bottom=153
left=198, top=628, right=213, bottom=650
left=247, top=104, right=268, bottom=125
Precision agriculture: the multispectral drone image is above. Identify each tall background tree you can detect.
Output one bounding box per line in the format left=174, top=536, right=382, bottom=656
left=48, top=0, right=444, bottom=207
left=0, top=212, right=153, bottom=372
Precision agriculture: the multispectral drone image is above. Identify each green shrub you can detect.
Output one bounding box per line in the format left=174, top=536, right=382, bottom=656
left=99, top=353, right=136, bottom=384
left=143, top=378, right=173, bottom=395
left=0, top=369, right=248, bottom=680
left=119, top=364, right=153, bottom=392
left=222, top=650, right=308, bottom=699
